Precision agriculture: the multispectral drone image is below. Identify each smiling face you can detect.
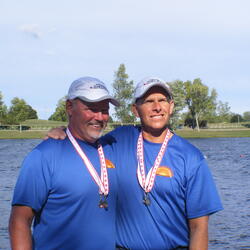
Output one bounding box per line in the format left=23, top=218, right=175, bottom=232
left=132, top=86, right=174, bottom=142
left=66, top=98, right=110, bottom=143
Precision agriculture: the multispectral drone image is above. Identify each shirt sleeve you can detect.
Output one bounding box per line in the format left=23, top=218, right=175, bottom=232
left=12, top=148, right=52, bottom=212
left=185, top=159, right=223, bottom=219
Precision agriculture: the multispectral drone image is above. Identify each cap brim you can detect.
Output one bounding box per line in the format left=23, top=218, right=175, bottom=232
left=133, top=83, right=173, bottom=103
left=78, top=95, right=120, bottom=106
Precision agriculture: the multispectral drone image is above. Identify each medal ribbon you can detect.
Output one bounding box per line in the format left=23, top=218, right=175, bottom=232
left=137, top=129, right=171, bottom=193
left=66, top=128, right=109, bottom=196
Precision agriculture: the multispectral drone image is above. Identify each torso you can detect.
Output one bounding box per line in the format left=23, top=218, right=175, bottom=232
left=12, top=138, right=117, bottom=250
left=105, top=125, right=223, bottom=249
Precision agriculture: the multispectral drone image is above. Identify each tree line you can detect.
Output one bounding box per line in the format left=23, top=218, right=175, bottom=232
left=0, top=95, right=37, bottom=125
left=1, top=64, right=250, bottom=129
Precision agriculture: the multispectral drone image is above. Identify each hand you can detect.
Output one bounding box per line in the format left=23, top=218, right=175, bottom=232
left=44, top=126, right=67, bottom=140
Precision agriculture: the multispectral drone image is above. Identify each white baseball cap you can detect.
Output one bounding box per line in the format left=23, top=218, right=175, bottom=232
left=67, top=76, right=119, bottom=106
left=133, top=76, right=173, bottom=102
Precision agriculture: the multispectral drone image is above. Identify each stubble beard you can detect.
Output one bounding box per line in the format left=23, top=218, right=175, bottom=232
left=87, top=121, right=107, bottom=142
left=88, top=127, right=105, bottom=141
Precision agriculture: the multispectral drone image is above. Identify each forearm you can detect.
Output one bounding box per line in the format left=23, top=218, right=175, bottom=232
left=9, top=222, right=33, bottom=250
left=189, top=227, right=208, bottom=250
left=9, top=206, right=34, bottom=250
left=188, top=216, right=208, bottom=250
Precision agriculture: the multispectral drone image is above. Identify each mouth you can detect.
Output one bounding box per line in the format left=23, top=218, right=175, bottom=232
left=150, top=114, right=164, bottom=119
left=88, top=122, right=105, bottom=130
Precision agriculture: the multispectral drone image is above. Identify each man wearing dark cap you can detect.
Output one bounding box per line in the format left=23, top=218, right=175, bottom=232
left=44, top=76, right=223, bottom=249
left=9, top=77, right=119, bottom=250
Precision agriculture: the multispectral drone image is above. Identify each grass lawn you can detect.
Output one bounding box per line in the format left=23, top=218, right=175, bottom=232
left=175, top=129, right=250, bottom=138
left=0, top=130, right=47, bottom=139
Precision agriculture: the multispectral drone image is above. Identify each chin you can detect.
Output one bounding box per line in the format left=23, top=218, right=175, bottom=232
left=149, top=122, right=167, bottom=129
left=146, top=125, right=168, bottom=133
left=88, top=129, right=104, bottom=141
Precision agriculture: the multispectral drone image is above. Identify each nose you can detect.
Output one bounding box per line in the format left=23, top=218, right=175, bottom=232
left=94, top=111, right=104, bottom=121
left=152, top=101, right=161, bottom=111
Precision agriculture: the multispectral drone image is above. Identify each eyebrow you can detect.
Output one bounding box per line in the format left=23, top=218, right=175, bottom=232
left=136, top=95, right=170, bottom=104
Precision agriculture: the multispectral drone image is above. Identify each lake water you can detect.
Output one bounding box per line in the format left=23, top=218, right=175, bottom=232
left=0, top=138, right=249, bottom=249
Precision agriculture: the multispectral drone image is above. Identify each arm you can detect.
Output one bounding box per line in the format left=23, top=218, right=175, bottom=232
left=9, top=205, right=35, bottom=250
left=188, top=215, right=209, bottom=250
left=43, top=126, right=67, bottom=140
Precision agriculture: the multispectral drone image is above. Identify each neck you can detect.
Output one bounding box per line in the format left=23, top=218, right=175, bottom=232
left=67, top=125, right=81, bottom=140
left=141, top=127, right=172, bottom=143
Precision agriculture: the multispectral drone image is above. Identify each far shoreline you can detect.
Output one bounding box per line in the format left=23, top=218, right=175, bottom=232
left=1, top=128, right=250, bottom=139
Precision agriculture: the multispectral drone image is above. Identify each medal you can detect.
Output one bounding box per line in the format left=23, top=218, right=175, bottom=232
left=137, top=129, right=171, bottom=205
left=99, top=195, right=108, bottom=209
left=66, top=128, right=109, bottom=208
left=143, top=192, right=151, bottom=206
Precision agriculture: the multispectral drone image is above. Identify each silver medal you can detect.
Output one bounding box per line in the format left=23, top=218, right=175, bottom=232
left=99, top=195, right=108, bottom=209
left=143, top=193, right=151, bottom=206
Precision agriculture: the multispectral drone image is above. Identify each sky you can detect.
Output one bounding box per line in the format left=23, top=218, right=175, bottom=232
left=0, top=0, right=249, bottom=119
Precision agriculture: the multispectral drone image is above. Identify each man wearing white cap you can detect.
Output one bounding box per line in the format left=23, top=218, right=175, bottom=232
left=9, top=77, right=119, bottom=250
left=45, top=77, right=223, bottom=249
left=109, top=77, right=223, bottom=250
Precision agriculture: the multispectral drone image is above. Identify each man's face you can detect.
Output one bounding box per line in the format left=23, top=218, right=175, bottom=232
left=66, top=98, right=110, bottom=143
left=132, top=86, right=174, bottom=134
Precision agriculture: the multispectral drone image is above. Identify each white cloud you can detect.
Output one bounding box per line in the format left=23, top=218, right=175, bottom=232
left=19, top=24, right=42, bottom=39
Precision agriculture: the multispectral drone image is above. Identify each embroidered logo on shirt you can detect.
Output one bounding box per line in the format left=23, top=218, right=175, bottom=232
left=156, top=167, right=173, bottom=177
left=105, top=159, right=115, bottom=168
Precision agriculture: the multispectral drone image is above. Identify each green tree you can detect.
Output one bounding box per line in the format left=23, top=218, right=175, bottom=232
left=26, top=105, right=38, bottom=119
left=49, top=97, right=67, bottom=121
left=112, top=64, right=135, bottom=123
left=168, top=80, right=186, bottom=129
left=108, top=116, right=114, bottom=123
left=230, top=113, right=243, bottom=123
left=243, top=111, right=250, bottom=121
left=7, top=97, right=38, bottom=124
left=184, top=78, right=217, bottom=131
left=0, top=92, right=8, bottom=124
left=216, top=101, right=232, bottom=122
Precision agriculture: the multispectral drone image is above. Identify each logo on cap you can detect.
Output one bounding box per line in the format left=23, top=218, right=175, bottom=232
left=90, top=84, right=108, bottom=91
left=144, top=79, right=163, bottom=86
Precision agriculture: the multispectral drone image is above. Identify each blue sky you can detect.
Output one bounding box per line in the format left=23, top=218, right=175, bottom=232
left=1, top=0, right=249, bottom=119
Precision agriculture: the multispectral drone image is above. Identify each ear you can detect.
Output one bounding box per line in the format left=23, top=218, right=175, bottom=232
left=169, top=100, right=175, bottom=115
left=66, top=100, right=73, bottom=116
left=131, top=104, right=140, bottom=118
